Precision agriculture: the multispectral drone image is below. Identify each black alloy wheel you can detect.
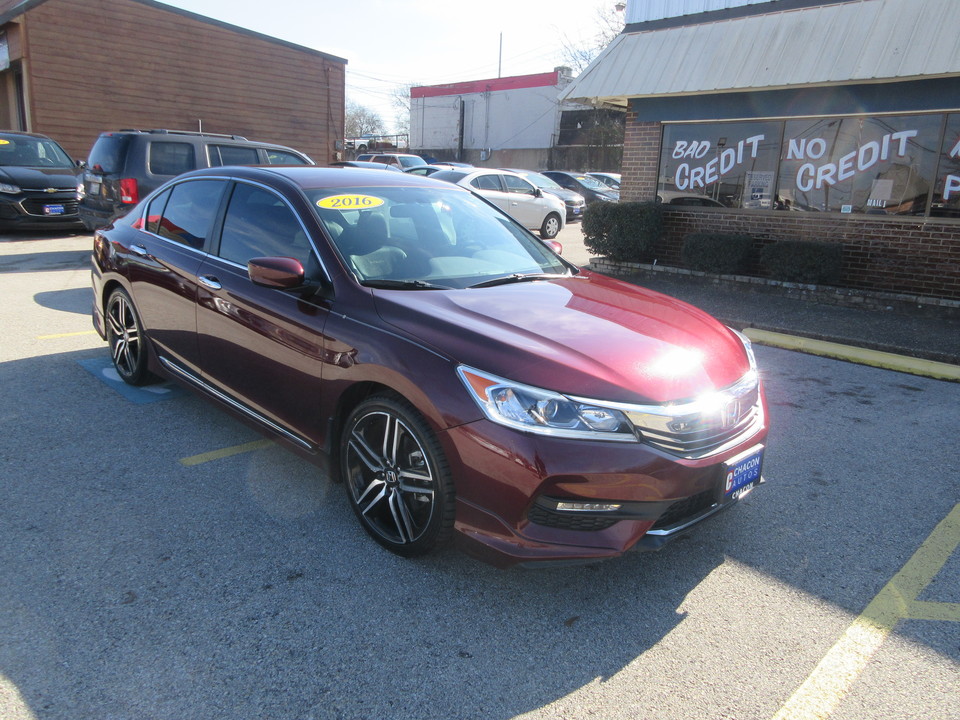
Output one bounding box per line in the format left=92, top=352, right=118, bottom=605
left=341, top=395, right=455, bottom=557
left=105, top=288, right=155, bottom=386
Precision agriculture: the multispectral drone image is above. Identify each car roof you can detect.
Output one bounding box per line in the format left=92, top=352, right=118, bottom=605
left=176, top=164, right=464, bottom=191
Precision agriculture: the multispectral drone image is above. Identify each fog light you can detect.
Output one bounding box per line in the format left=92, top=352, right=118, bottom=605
left=555, top=501, right=622, bottom=512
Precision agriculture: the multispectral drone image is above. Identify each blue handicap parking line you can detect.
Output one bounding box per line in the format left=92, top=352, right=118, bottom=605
left=77, top=356, right=188, bottom=404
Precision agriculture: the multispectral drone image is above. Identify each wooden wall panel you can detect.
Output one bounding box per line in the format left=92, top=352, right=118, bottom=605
left=15, top=0, right=345, bottom=162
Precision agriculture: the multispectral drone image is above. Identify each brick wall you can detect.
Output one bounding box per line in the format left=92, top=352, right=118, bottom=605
left=619, top=114, right=960, bottom=302
left=621, top=113, right=660, bottom=202
left=652, top=209, right=960, bottom=301
left=7, top=0, right=345, bottom=163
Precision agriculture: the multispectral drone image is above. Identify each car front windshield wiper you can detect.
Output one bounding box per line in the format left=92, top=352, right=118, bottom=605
left=467, top=272, right=570, bottom=289
left=361, top=278, right=451, bottom=290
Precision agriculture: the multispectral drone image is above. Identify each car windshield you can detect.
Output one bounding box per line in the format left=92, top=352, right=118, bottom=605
left=572, top=174, right=610, bottom=191
left=520, top=172, right=563, bottom=190
left=0, top=134, right=74, bottom=168
left=592, top=174, right=620, bottom=189
left=309, top=185, right=570, bottom=289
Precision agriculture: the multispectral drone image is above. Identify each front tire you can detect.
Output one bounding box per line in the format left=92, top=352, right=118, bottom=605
left=105, top=288, right=156, bottom=386
left=540, top=212, right=561, bottom=239
left=340, top=395, right=455, bottom=557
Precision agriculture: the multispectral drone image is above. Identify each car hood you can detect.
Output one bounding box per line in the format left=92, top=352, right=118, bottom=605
left=0, top=165, right=78, bottom=189
left=373, top=271, right=750, bottom=404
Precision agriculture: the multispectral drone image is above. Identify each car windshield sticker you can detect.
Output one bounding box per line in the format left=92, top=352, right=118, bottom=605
left=317, top=194, right=385, bottom=210
left=0, top=140, right=9, bottom=145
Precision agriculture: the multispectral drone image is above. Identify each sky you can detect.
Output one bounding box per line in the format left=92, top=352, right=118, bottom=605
left=159, top=0, right=622, bottom=132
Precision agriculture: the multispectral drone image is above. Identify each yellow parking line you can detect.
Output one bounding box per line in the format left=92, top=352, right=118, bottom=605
left=905, top=600, right=960, bottom=622
left=179, top=439, right=274, bottom=466
left=743, top=329, right=960, bottom=382
left=771, top=503, right=960, bottom=720
left=38, top=330, right=99, bottom=339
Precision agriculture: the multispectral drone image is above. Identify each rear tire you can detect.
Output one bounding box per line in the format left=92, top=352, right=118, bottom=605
left=105, top=288, right=157, bottom=386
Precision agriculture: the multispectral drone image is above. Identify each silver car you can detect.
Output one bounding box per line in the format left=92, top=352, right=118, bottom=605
left=430, top=168, right=566, bottom=239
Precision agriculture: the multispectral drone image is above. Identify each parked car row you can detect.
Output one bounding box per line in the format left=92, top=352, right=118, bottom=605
left=0, top=128, right=316, bottom=233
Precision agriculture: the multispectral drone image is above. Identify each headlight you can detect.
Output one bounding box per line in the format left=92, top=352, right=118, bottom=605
left=0, top=182, right=20, bottom=194
left=458, top=366, right=636, bottom=441
left=731, top=328, right=758, bottom=374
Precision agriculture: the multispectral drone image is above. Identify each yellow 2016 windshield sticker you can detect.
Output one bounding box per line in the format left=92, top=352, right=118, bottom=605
left=317, top=194, right=384, bottom=210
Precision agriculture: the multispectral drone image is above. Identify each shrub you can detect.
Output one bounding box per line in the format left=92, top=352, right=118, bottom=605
left=760, top=239, right=844, bottom=284
left=581, top=202, right=662, bottom=261
left=681, top=233, right=754, bottom=274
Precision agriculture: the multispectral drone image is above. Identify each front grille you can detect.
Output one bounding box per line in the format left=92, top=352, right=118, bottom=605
left=527, top=505, right=619, bottom=531
left=22, top=198, right=79, bottom=216
left=622, top=373, right=762, bottom=459
left=650, top=489, right=716, bottom=530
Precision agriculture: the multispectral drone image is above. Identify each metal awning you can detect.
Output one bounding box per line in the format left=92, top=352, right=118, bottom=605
left=561, top=0, right=960, bottom=108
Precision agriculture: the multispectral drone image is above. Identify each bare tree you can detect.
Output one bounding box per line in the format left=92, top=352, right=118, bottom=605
left=561, top=4, right=625, bottom=74
left=345, top=102, right=386, bottom=138
left=391, top=84, right=414, bottom=138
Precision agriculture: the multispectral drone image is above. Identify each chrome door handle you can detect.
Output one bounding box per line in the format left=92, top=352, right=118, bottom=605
left=198, top=275, right=222, bottom=290
left=130, top=244, right=148, bottom=257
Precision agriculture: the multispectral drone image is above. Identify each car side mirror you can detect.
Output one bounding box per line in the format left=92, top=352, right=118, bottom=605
left=544, top=240, right=562, bottom=254
left=534, top=187, right=542, bottom=197
left=248, top=256, right=306, bottom=289
left=77, top=159, right=87, bottom=169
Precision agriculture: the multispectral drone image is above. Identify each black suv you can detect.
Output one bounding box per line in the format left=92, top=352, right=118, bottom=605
left=0, top=131, right=84, bottom=231
left=78, top=129, right=314, bottom=230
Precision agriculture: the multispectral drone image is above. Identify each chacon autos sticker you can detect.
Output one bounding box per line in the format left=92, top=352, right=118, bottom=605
left=317, top=194, right=384, bottom=210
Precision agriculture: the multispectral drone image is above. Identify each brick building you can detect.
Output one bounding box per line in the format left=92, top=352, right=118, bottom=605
left=0, top=0, right=346, bottom=163
left=561, top=0, right=960, bottom=301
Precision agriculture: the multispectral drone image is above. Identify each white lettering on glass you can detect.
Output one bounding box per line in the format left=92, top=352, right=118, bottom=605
left=944, top=174, right=960, bottom=200
left=672, top=135, right=766, bottom=190
left=792, top=129, right=919, bottom=190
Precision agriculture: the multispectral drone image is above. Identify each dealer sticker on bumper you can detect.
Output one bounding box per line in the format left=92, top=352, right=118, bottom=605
left=43, top=204, right=65, bottom=216
left=723, top=444, right=764, bottom=498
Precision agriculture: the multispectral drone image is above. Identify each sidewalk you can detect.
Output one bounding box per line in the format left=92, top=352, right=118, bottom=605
left=600, top=266, right=960, bottom=369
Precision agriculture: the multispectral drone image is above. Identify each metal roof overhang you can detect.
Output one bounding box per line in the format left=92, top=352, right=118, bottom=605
left=560, top=0, right=960, bottom=109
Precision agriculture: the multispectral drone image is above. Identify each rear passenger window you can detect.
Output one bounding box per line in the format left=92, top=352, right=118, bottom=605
left=145, top=188, right=172, bottom=235
left=218, top=183, right=310, bottom=266
left=266, top=149, right=308, bottom=165
left=155, top=179, right=226, bottom=249
left=471, top=175, right=502, bottom=192
left=148, top=142, right=195, bottom=175
left=209, top=145, right=260, bottom=166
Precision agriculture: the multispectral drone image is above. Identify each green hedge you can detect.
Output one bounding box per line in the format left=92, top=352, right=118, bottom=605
left=681, top=233, right=754, bottom=274
left=760, top=239, right=844, bottom=284
left=581, top=202, right=662, bottom=262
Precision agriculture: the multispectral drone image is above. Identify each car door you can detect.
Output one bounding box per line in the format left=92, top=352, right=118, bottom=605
left=126, top=178, right=229, bottom=375
left=194, top=180, right=332, bottom=449
left=500, top=173, right=543, bottom=229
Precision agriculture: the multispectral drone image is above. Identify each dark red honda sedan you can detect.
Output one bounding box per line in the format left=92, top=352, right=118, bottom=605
left=91, top=166, right=768, bottom=568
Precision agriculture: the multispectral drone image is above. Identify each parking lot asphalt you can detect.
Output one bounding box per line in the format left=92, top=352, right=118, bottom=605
left=555, top=222, right=960, bottom=377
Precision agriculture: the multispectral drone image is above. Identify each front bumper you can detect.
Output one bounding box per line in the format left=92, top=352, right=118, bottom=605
left=445, top=408, right=768, bottom=568
left=0, top=193, right=83, bottom=230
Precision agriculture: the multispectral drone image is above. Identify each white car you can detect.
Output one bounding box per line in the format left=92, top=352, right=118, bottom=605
left=430, top=168, right=566, bottom=239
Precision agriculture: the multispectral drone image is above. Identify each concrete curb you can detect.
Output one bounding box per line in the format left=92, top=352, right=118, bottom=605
left=743, top=328, right=960, bottom=382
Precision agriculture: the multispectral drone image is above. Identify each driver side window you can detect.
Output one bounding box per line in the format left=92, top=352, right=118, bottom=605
left=218, top=183, right=311, bottom=266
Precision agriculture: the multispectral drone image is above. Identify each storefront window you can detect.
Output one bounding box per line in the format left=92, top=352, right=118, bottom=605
left=778, top=115, right=941, bottom=215
left=658, top=113, right=957, bottom=218
left=658, top=121, right=782, bottom=208
left=932, top=113, right=960, bottom=218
